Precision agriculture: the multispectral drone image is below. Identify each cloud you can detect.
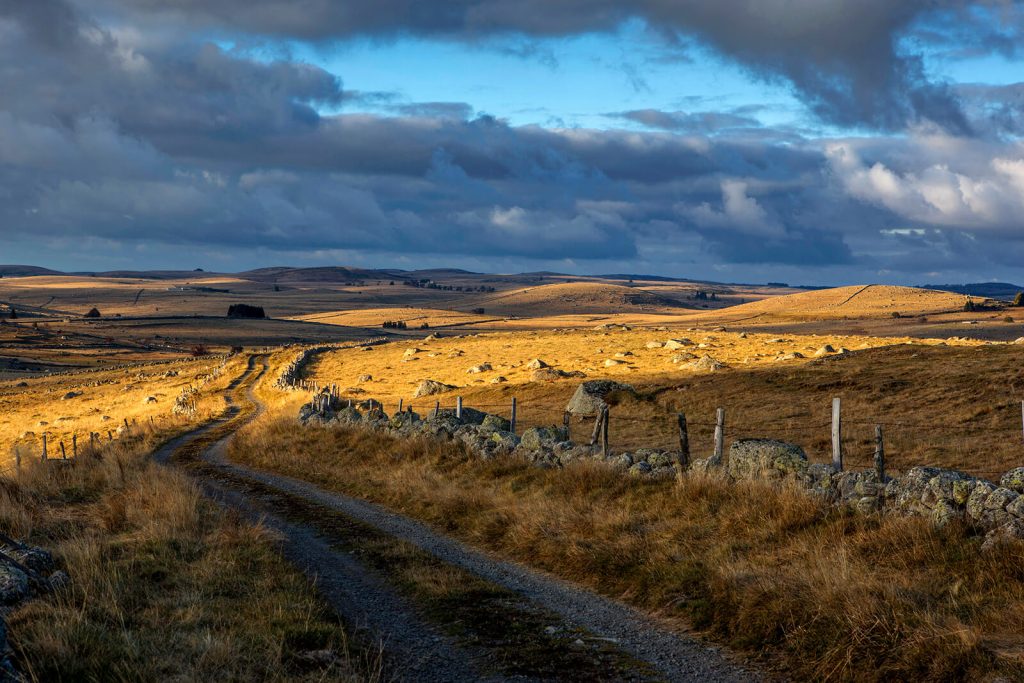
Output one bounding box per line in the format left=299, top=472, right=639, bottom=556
left=4, top=0, right=1024, bottom=282
left=80, top=0, right=1024, bottom=132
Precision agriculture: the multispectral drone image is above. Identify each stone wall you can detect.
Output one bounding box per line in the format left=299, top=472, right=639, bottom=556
left=296, top=395, right=1024, bottom=546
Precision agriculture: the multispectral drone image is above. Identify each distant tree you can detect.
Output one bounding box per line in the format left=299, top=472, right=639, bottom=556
left=471, top=307, right=485, bottom=315
left=190, top=344, right=210, bottom=357
left=273, top=284, right=281, bottom=292
left=964, top=297, right=976, bottom=312
left=1013, top=291, right=1023, bottom=307
left=8, top=307, right=16, bottom=319
left=84, top=307, right=101, bottom=318
left=227, top=304, right=266, bottom=319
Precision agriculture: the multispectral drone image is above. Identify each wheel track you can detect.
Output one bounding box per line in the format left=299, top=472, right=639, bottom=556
left=154, top=354, right=762, bottom=683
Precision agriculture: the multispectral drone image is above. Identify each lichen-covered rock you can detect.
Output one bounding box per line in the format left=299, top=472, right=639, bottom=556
left=1000, top=467, right=1024, bottom=493
left=481, top=414, right=512, bottom=432
left=804, top=463, right=838, bottom=498
left=389, top=411, right=420, bottom=430
left=645, top=451, right=673, bottom=468
left=427, top=407, right=489, bottom=426
left=966, top=481, right=996, bottom=523
left=686, top=355, right=728, bottom=372
left=565, top=380, right=636, bottom=416
left=727, top=439, right=808, bottom=480
left=1007, top=494, right=1024, bottom=519
left=413, top=380, right=456, bottom=397
left=334, top=406, right=362, bottom=425
left=0, top=565, right=29, bottom=605
left=628, top=462, right=652, bottom=476
left=518, top=426, right=562, bottom=451
left=487, top=430, right=520, bottom=453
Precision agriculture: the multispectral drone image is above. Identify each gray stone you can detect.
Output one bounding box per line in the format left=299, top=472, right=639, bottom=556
left=1000, top=467, right=1024, bottom=493
left=480, top=414, right=512, bottom=432
left=565, top=380, right=636, bottom=417
left=628, top=462, right=653, bottom=476
left=0, top=564, right=29, bottom=605
left=413, top=380, right=456, bottom=397
left=518, top=426, right=562, bottom=451
left=727, top=439, right=808, bottom=480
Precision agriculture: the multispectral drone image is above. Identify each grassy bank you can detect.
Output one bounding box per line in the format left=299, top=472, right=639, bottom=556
left=231, top=415, right=1024, bottom=682
left=1, top=418, right=374, bottom=681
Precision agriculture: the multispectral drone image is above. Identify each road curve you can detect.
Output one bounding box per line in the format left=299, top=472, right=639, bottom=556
left=155, top=355, right=762, bottom=683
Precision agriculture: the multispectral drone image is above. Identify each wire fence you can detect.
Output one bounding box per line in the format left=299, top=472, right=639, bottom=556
left=330, top=392, right=1024, bottom=480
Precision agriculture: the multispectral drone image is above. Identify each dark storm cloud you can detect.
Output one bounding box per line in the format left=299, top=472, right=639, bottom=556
left=81, top=0, right=1024, bottom=132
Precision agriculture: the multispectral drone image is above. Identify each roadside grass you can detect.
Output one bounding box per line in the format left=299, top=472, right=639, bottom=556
left=0, top=404, right=375, bottom=681
left=230, top=415, right=1024, bottom=682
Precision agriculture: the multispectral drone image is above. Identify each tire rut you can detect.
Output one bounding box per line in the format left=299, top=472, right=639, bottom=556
left=157, top=355, right=762, bottom=683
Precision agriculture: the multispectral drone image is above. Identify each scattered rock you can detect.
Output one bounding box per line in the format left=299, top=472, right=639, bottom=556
left=670, top=352, right=697, bottom=364
left=526, top=359, right=549, bottom=369
left=686, top=355, right=727, bottom=372
left=645, top=341, right=664, bottom=349
left=403, top=348, right=421, bottom=358
left=775, top=352, right=805, bottom=361
left=490, top=376, right=508, bottom=383
left=565, top=380, right=636, bottom=416
left=664, top=339, right=693, bottom=350
left=143, top=396, right=157, bottom=404
left=1000, top=467, right=1024, bottom=493
left=467, top=363, right=493, bottom=374
left=61, top=391, right=80, bottom=400
left=604, top=359, right=627, bottom=367
left=814, top=345, right=836, bottom=357
left=413, top=380, right=456, bottom=397
left=357, top=374, right=373, bottom=383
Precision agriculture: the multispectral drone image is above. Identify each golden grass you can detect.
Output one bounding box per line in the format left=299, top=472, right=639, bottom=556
left=1, top=421, right=373, bottom=682
left=0, top=355, right=246, bottom=469
left=230, top=416, right=1024, bottom=682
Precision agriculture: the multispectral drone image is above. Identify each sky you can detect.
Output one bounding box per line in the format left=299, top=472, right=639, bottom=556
left=2, top=1, right=1024, bottom=285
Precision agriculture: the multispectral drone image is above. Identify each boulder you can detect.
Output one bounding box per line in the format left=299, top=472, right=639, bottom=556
left=664, top=339, right=693, bottom=350
left=565, top=380, right=635, bottom=416
left=814, top=344, right=836, bottom=357
left=481, top=414, right=512, bottom=432
left=603, top=359, right=627, bottom=367
left=61, top=391, right=80, bottom=400
left=490, top=376, right=508, bottom=384
left=518, top=426, right=562, bottom=451
left=0, top=564, right=29, bottom=605
left=1000, top=467, right=1024, bottom=493
left=686, top=355, right=727, bottom=372
left=645, top=341, right=664, bottom=349
left=467, top=363, right=493, bottom=374
left=727, top=439, right=808, bottom=480
left=526, top=359, right=549, bottom=369
left=357, top=374, right=373, bottom=383
left=532, top=368, right=585, bottom=381
left=413, top=380, right=456, bottom=397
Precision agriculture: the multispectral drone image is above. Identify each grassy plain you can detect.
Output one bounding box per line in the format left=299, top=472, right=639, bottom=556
left=229, top=417, right=1024, bottom=682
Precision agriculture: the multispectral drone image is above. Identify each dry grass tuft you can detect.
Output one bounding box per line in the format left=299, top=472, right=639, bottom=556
left=1, top=420, right=373, bottom=682
left=232, top=415, right=1024, bottom=681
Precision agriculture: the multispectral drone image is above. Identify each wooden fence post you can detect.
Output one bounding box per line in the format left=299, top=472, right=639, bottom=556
left=590, top=410, right=603, bottom=448
left=601, top=406, right=610, bottom=458
left=41, top=434, right=47, bottom=461
left=72, top=434, right=77, bottom=458
left=874, top=425, right=885, bottom=482
left=712, top=407, right=725, bottom=464
left=562, top=411, right=570, bottom=441
left=677, top=413, right=690, bottom=471
left=108, top=431, right=113, bottom=442
left=832, top=397, right=843, bottom=471
left=456, top=396, right=463, bottom=420
left=60, top=441, right=66, bottom=460
left=1020, top=399, right=1023, bottom=444
left=510, top=397, right=517, bottom=435
left=398, top=398, right=404, bottom=413
left=434, top=400, right=440, bottom=417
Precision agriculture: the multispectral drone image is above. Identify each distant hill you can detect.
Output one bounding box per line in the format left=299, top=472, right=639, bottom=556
left=240, top=266, right=402, bottom=283
left=920, top=283, right=1023, bottom=300
left=0, top=265, right=64, bottom=277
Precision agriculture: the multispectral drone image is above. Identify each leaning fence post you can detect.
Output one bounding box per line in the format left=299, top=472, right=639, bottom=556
left=590, top=410, right=603, bottom=448
left=456, top=396, right=463, bottom=420
left=41, top=434, right=47, bottom=461
left=60, top=441, right=66, bottom=460
left=601, top=406, right=610, bottom=458
left=398, top=398, right=404, bottom=413
left=874, top=425, right=885, bottom=481
left=677, top=413, right=690, bottom=471
left=510, top=397, right=517, bottom=435
left=712, top=407, right=725, bottom=464
left=72, top=434, right=77, bottom=458
left=832, top=397, right=843, bottom=471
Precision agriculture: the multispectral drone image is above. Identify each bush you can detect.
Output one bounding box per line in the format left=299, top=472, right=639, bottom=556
left=190, top=344, right=209, bottom=357
left=226, top=304, right=266, bottom=319
left=1013, top=292, right=1023, bottom=307
left=84, top=307, right=101, bottom=318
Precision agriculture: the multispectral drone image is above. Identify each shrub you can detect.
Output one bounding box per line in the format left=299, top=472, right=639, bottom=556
left=1013, top=291, right=1023, bottom=307
left=84, top=307, right=101, bottom=318
left=190, top=344, right=209, bottom=357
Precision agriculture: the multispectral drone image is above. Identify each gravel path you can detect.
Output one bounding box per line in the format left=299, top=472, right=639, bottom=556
left=158, top=355, right=762, bottom=682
